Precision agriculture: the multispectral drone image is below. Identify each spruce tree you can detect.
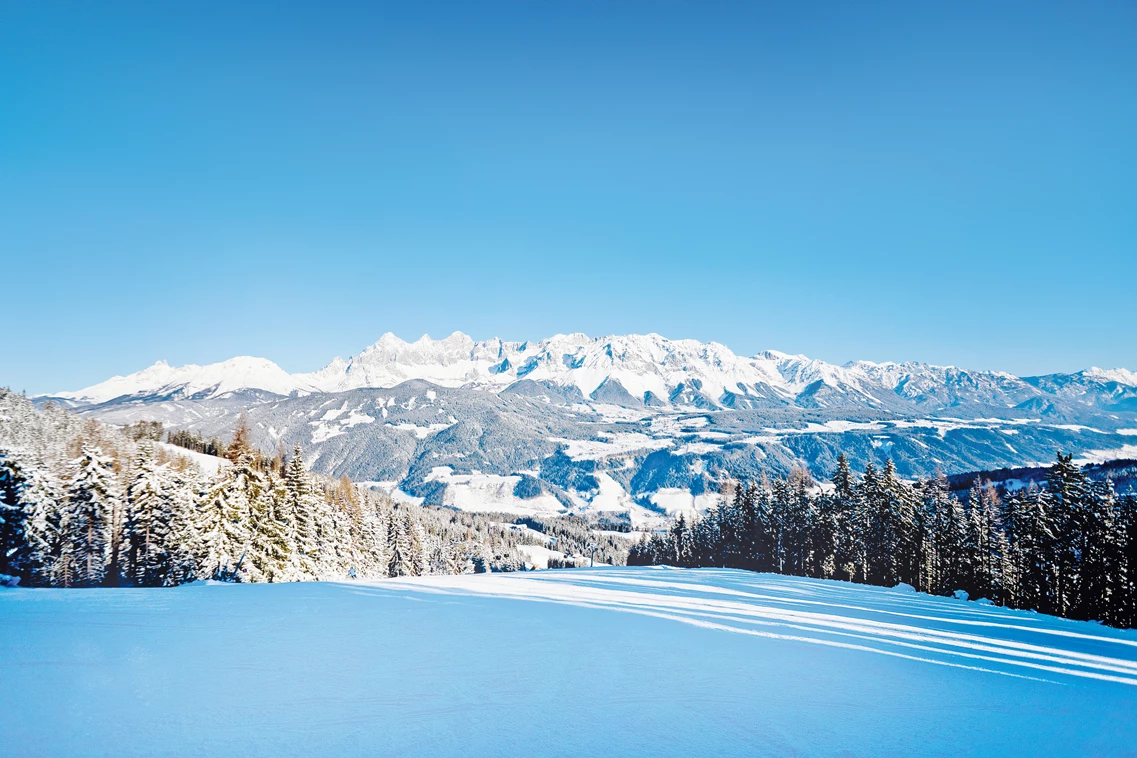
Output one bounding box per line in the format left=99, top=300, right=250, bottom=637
left=283, top=445, right=320, bottom=579
left=1003, top=484, right=1055, bottom=614
left=124, top=447, right=177, bottom=586
left=1045, top=453, right=1094, bottom=616
left=0, top=450, right=29, bottom=580
left=196, top=464, right=251, bottom=581
left=245, top=470, right=292, bottom=583
left=1116, top=494, right=1137, bottom=628
left=17, top=458, right=66, bottom=586
left=388, top=509, right=423, bottom=577
left=829, top=455, right=859, bottom=581
left=64, top=444, right=118, bottom=587
left=165, top=465, right=204, bottom=584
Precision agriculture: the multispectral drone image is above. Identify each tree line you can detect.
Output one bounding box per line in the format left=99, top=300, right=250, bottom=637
left=629, top=454, right=1137, bottom=628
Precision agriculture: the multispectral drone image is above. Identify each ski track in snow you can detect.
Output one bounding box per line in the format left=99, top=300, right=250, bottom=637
left=396, top=572, right=1137, bottom=686
left=2, top=567, right=1136, bottom=757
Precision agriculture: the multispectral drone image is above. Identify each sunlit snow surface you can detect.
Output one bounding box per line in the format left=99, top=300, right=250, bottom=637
left=3, top=568, right=1136, bottom=757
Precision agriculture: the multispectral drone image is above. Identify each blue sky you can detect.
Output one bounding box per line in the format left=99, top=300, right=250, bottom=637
left=2, top=1, right=1134, bottom=394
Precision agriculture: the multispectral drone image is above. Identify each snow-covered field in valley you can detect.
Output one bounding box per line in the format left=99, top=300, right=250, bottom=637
left=3, top=567, right=1136, bottom=757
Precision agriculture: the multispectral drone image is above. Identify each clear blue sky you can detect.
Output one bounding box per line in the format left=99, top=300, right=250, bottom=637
left=2, top=1, right=1134, bottom=394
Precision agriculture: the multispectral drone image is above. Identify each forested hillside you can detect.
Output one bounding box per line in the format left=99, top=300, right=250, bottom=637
left=0, top=389, right=544, bottom=587
left=630, top=454, right=1137, bottom=627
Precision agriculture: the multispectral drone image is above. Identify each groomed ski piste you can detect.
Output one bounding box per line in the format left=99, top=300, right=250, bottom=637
left=3, top=567, right=1136, bottom=757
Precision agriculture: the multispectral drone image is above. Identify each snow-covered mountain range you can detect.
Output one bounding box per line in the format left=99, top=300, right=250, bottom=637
left=36, top=333, right=1137, bottom=525
left=49, top=331, right=1137, bottom=413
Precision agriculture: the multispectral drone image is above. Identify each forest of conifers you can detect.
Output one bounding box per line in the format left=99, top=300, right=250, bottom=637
left=630, top=454, right=1137, bottom=628
left=0, top=390, right=557, bottom=588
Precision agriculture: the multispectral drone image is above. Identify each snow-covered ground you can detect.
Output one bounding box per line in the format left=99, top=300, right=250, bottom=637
left=515, top=543, right=567, bottom=568
left=2, top=568, right=1135, bottom=757
left=155, top=441, right=229, bottom=476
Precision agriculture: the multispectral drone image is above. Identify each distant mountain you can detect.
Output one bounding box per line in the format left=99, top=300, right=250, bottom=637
left=51, top=356, right=309, bottom=405
left=35, top=332, right=1137, bottom=525
left=46, top=331, right=1137, bottom=414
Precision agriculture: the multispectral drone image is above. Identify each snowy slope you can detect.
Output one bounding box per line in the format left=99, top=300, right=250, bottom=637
left=2, top=567, right=1135, bottom=757
left=154, top=441, right=230, bottom=476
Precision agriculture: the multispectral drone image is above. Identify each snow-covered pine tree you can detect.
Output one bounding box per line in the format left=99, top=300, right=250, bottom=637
left=165, top=464, right=204, bottom=584
left=1117, top=493, right=1137, bottom=628
left=245, top=466, right=292, bottom=583
left=768, top=477, right=791, bottom=573
left=962, top=480, right=985, bottom=600
left=124, top=447, right=178, bottom=586
left=195, top=465, right=250, bottom=581
left=1044, top=453, right=1094, bottom=617
left=665, top=513, right=687, bottom=567
left=0, top=449, right=29, bottom=580
left=749, top=482, right=774, bottom=572
left=355, top=496, right=389, bottom=578
left=283, top=444, right=320, bottom=580
left=859, top=460, right=889, bottom=584
left=722, top=481, right=748, bottom=569
left=64, top=444, right=119, bottom=587
left=1073, top=479, right=1122, bottom=623
left=961, top=479, right=1009, bottom=603
left=981, top=481, right=1010, bottom=604
left=881, top=459, right=919, bottom=587
left=851, top=460, right=879, bottom=584
left=1001, top=484, right=1055, bottom=614
left=789, top=468, right=823, bottom=577
left=928, top=475, right=968, bottom=596
left=812, top=490, right=839, bottom=580
left=910, top=475, right=941, bottom=593
left=387, top=509, right=423, bottom=577
left=409, top=515, right=428, bottom=576
left=829, top=455, right=859, bottom=581
left=16, top=456, right=66, bottom=586
left=326, top=482, right=361, bottom=579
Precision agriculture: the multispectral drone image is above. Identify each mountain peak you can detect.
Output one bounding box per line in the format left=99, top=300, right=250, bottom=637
left=1084, top=367, right=1137, bottom=386
left=46, top=332, right=1137, bottom=413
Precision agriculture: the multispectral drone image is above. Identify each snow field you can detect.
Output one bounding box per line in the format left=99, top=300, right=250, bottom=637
left=2, top=568, right=1135, bottom=757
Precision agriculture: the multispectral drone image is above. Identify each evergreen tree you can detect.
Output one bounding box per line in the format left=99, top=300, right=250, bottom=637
left=916, top=474, right=948, bottom=594
left=196, top=465, right=251, bottom=581
left=829, top=455, right=859, bottom=581
left=0, top=450, right=29, bottom=579
left=165, top=465, right=204, bottom=584
left=124, top=447, right=177, bottom=586
left=1116, top=494, right=1137, bottom=628
left=283, top=445, right=321, bottom=579
left=64, top=444, right=118, bottom=587
left=852, top=460, right=878, bottom=583
left=670, top=514, right=690, bottom=567
left=1002, top=484, right=1055, bottom=614
left=245, top=470, right=292, bottom=583
left=1045, top=453, right=1098, bottom=617
left=388, top=509, right=424, bottom=577
left=18, top=458, right=65, bottom=585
